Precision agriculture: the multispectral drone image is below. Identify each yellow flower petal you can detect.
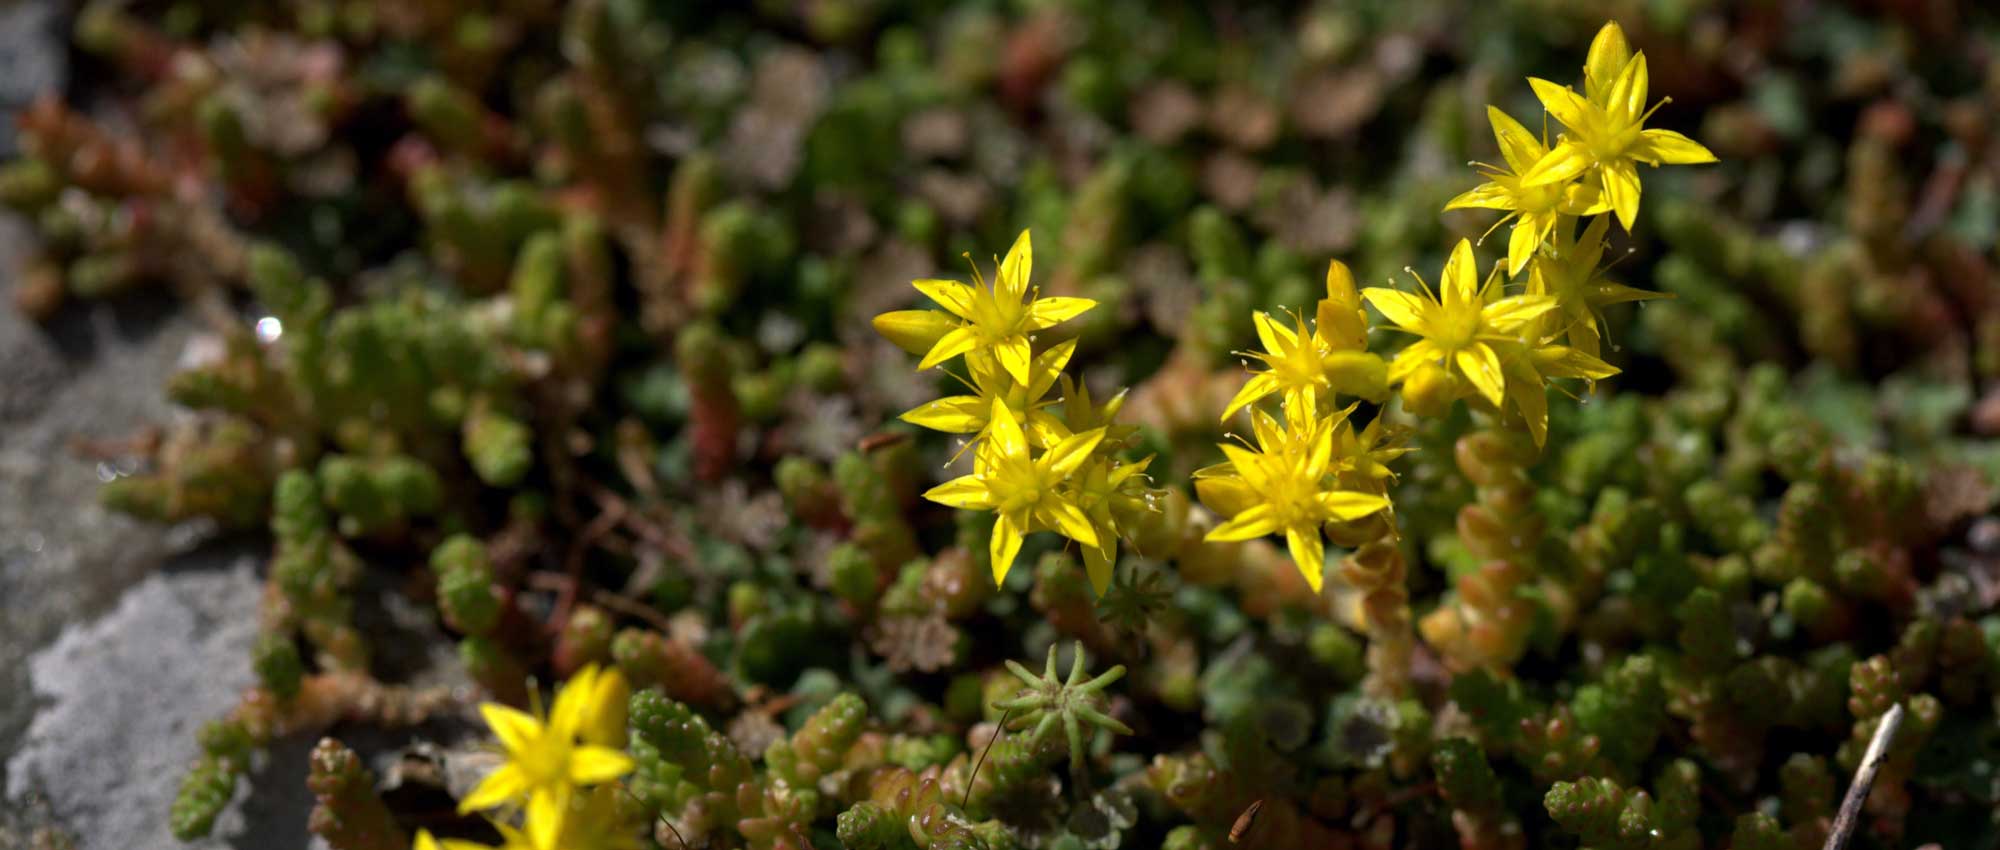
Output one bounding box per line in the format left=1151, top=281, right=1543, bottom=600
left=991, top=511, right=1027, bottom=585
left=1507, top=212, right=1547, bottom=277
left=1632, top=129, right=1718, bottom=165
left=1362, top=288, right=1432, bottom=335
left=1455, top=344, right=1506, bottom=406
left=1284, top=525, right=1326, bottom=593
left=1507, top=360, right=1551, bottom=448
left=1221, top=371, right=1281, bottom=422
left=1590, top=279, right=1672, bottom=306
left=1319, top=490, right=1390, bottom=521
left=1584, top=22, right=1632, bottom=104
left=1083, top=541, right=1115, bottom=597
left=1038, top=499, right=1099, bottom=548
left=1601, top=160, right=1641, bottom=231
left=1486, top=106, right=1547, bottom=174
left=1205, top=504, right=1279, bottom=542
left=567, top=745, right=636, bottom=784
left=490, top=823, right=533, bottom=850
left=912, top=279, right=978, bottom=320
left=1025, top=296, right=1096, bottom=329
left=1042, top=427, right=1107, bottom=479
left=549, top=665, right=596, bottom=737
left=1441, top=239, right=1480, bottom=307
left=1604, top=53, right=1649, bottom=123
left=1536, top=345, right=1621, bottom=381
left=1444, top=181, right=1516, bottom=212
left=998, top=230, right=1033, bottom=301
left=478, top=703, right=541, bottom=755
left=1528, top=78, right=1594, bottom=134
left=1028, top=339, right=1078, bottom=396
left=1564, top=320, right=1605, bottom=360
left=1249, top=408, right=1289, bottom=453
left=1216, top=444, right=1267, bottom=485
left=1252, top=310, right=1294, bottom=354
left=1303, top=422, right=1335, bottom=481
left=1325, top=259, right=1360, bottom=308
left=1281, top=385, right=1321, bottom=426
left=986, top=397, right=1027, bottom=458
left=925, top=474, right=997, bottom=509
left=458, top=763, right=527, bottom=813
left=872, top=309, right=960, bottom=356
left=526, top=786, right=568, bottom=850
left=1481, top=294, right=1559, bottom=333
left=1193, top=475, right=1259, bottom=519
left=1027, top=409, right=1072, bottom=448
left=900, top=395, right=988, bottom=433
left=1560, top=180, right=1610, bottom=215
left=917, top=326, right=981, bottom=371
left=581, top=668, right=629, bottom=748
left=1108, top=454, right=1152, bottom=485
left=1386, top=340, right=1442, bottom=383
left=992, top=335, right=1033, bottom=386
left=1521, top=141, right=1595, bottom=187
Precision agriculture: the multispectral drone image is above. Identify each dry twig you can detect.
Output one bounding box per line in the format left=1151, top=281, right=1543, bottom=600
left=1823, top=702, right=1905, bottom=850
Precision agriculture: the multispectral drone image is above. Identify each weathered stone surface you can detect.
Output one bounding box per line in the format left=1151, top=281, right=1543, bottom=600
left=4, top=552, right=320, bottom=850
left=0, top=207, right=475, bottom=847
left=0, top=210, right=199, bottom=769
left=0, top=158, right=225, bottom=847
left=0, top=0, right=65, bottom=159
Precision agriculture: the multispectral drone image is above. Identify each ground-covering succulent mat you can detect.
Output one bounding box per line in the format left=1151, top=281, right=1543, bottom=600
left=4, top=2, right=2000, bottom=850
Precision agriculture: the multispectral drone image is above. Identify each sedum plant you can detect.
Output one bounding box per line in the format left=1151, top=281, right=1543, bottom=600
left=878, top=230, right=1163, bottom=594
left=13, top=4, right=2000, bottom=850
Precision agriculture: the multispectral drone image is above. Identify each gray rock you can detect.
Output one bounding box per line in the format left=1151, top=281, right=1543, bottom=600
left=0, top=207, right=201, bottom=770
left=4, top=551, right=318, bottom=850
left=0, top=202, right=277, bottom=846
left=0, top=0, right=65, bottom=159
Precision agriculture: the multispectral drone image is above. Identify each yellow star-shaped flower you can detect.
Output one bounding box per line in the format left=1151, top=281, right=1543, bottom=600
left=1194, top=412, right=1389, bottom=591
left=898, top=341, right=1074, bottom=450
left=1068, top=452, right=1160, bottom=595
left=1526, top=215, right=1670, bottom=360
left=872, top=230, right=1095, bottom=385
left=1221, top=310, right=1334, bottom=422
left=1496, top=315, right=1620, bottom=448
left=1445, top=105, right=1608, bottom=276
left=1361, top=239, right=1557, bottom=408
left=923, top=398, right=1106, bottom=585
left=1518, top=21, right=1718, bottom=230
left=457, top=665, right=635, bottom=850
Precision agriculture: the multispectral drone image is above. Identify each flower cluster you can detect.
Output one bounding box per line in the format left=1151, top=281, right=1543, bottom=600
left=1194, top=261, right=1404, bottom=591
left=1449, top=23, right=1718, bottom=263
left=874, top=230, right=1161, bottom=594
left=420, top=665, right=636, bottom=850
left=1423, top=20, right=1712, bottom=442
left=1197, top=21, right=1715, bottom=589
